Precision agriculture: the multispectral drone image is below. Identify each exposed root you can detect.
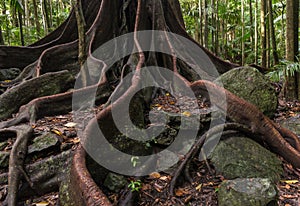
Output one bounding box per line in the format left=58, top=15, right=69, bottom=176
left=0, top=150, right=72, bottom=201
left=1, top=125, right=33, bottom=206
left=0, top=81, right=111, bottom=129
left=70, top=145, right=112, bottom=206
left=191, top=80, right=300, bottom=168
left=0, top=70, right=75, bottom=121
left=169, top=123, right=252, bottom=195
left=118, top=187, right=139, bottom=206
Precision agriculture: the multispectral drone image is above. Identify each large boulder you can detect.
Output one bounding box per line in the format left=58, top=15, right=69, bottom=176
left=277, top=114, right=300, bottom=136
left=214, top=67, right=277, bottom=117
left=210, top=136, right=283, bottom=182
left=218, top=178, right=277, bottom=206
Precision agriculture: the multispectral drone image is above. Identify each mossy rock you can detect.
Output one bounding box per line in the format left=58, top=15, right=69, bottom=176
left=214, top=67, right=277, bottom=117
left=278, top=115, right=300, bottom=136
left=218, top=178, right=278, bottom=206
left=210, top=136, right=283, bottom=182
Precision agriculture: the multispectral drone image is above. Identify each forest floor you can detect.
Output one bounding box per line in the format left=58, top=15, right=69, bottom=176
left=2, top=96, right=300, bottom=206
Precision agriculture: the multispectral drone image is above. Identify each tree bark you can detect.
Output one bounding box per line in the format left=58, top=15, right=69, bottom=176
left=284, top=0, right=299, bottom=100
left=18, top=10, right=24, bottom=46
left=260, top=0, right=267, bottom=68
left=32, top=0, right=41, bottom=36
left=267, top=0, right=279, bottom=65
left=0, top=26, right=4, bottom=45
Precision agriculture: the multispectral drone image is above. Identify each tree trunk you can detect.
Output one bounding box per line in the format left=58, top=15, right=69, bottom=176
left=203, top=0, right=209, bottom=48
left=18, top=10, right=24, bottom=46
left=267, top=0, right=279, bottom=65
left=254, top=0, right=258, bottom=64
left=72, top=0, right=88, bottom=86
left=249, top=0, right=254, bottom=52
left=41, top=0, right=51, bottom=34
left=241, top=0, right=245, bottom=65
left=284, top=0, right=298, bottom=100
left=199, top=0, right=203, bottom=45
left=0, top=25, right=4, bottom=45
left=260, top=0, right=267, bottom=68
left=32, top=0, right=41, bottom=36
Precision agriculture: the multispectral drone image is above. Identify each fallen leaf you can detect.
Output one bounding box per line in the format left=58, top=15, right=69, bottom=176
left=175, top=188, right=189, bottom=197
left=51, top=129, right=63, bottom=136
left=195, top=183, right=202, bottom=191
left=159, top=176, right=170, bottom=181
left=64, top=122, right=77, bottom=128
left=35, top=201, right=49, bottom=206
left=149, top=172, right=161, bottom=179
left=182, top=111, right=191, bottom=117
left=280, top=180, right=299, bottom=184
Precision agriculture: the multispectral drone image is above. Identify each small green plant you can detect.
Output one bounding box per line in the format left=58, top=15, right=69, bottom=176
left=130, top=156, right=140, bottom=167
left=266, top=59, right=300, bottom=82
left=128, top=180, right=142, bottom=192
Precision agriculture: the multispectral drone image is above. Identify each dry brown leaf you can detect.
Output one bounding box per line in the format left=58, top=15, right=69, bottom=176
left=182, top=111, right=191, bottom=117
left=149, top=172, right=161, bottom=179
left=195, top=183, right=202, bottom=191
left=35, top=201, right=49, bottom=206
left=175, top=188, right=189, bottom=197
left=280, top=180, right=299, bottom=184
left=159, top=176, right=170, bottom=181
left=51, top=128, right=63, bottom=136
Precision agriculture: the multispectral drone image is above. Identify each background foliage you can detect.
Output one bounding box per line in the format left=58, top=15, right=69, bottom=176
left=0, top=0, right=299, bottom=85
left=0, top=0, right=71, bottom=45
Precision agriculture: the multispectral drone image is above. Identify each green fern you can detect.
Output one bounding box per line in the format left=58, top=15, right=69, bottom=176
left=266, top=59, right=300, bottom=82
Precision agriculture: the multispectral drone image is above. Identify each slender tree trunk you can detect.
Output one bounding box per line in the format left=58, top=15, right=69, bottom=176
left=215, top=0, right=219, bottom=56
left=293, top=0, right=299, bottom=99
left=280, top=3, right=285, bottom=45
left=0, top=27, right=4, bottom=45
left=284, top=0, right=298, bottom=100
left=18, top=10, right=24, bottom=46
left=199, top=0, right=203, bottom=45
left=260, top=0, right=267, bottom=68
left=203, top=0, right=209, bottom=48
left=72, top=0, right=88, bottom=87
left=293, top=0, right=299, bottom=60
left=211, top=0, right=215, bottom=53
left=48, top=0, right=53, bottom=28
left=0, top=4, right=4, bottom=44
left=254, top=0, right=258, bottom=64
left=267, top=0, right=279, bottom=65
left=241, top=0, right=245, bottom=65
left=24, top=0, right=30, bottom=27
left=195, top=3, right=200, bottom=43
left=2, top=0, right=10, bottom=44
left=32, top=0, right=41, bottom=36
left=249, top=0, right=254, bottom=51
left=266, top=18, right=270, bottom=68
left=41, top=0, right=51, bottom=33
